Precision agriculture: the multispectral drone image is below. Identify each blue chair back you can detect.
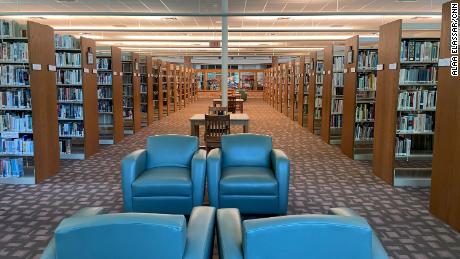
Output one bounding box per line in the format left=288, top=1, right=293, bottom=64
left=221, top=134, right=272, bottom=168
left=54, top=213, right=187, bottom=259
left=146, top=135, right=198, bottom=168
left=242, top=215, right=373, bottom=259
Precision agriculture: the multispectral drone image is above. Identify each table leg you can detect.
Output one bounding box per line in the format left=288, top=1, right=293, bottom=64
left=195, top=125, right=200, bottom=137
left=243, top=122, right=249, bottom=133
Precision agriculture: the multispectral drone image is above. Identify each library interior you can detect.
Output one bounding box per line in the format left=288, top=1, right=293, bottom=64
left=0, top=0, right=459, bottom=258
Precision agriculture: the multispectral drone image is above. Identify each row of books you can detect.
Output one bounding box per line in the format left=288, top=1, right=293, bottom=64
left=0, top=137, right=34, bottom=155
left=122, top=63, right=133, bottom=73
left=56, top=69, right=82, bottom=85
left=316, top=62, right=324, bottom=73
left=123, top=109, right=133, bottom=119
left=400, top=40, right=439, bottom=62
left=55, top=34, right=80, bottom=49
left=397, top=90, right=437, bottom=110
left=0, top=42, right=28, bottom=62
left=56, top=53, right=81, bottom=67
left=140, top=84, right=148, bottom=93
left=332, top=99, right=343, bottom=113
left=99, top=114, right=113, bottom=125
left=58, top=104, right=83, bottom=120
left=333, top=56, right=344, bottom=71
left=357, top=74, right=377, bottom=91
left=123, top=75, right=132, bottom=85
left=0, top=20, right=26, bottom=38
left=57, top=87, right=83, bottom=101
left=355, top=125, right=374, bottom=141
left=0, top=89, right=31, bottom=109
left=316, top=74, right=323, bottom=84
left=97, top=58, right=112, bottom=70
left=123, top=98, right=133, bottom=109
left=395, top=137, right=411, bottom=156
left=97, top=87, right=112, bottom=99
left=98, top=101, right=112, bottom=113
left=333, top=86, right=344, bottom=96
left=315, top=86, right=323, bottom=96
left=399, top=68, right=437, bottom=83
left=315, top=97, right=322, bottom=108
left=0, top=158, right=24, bottom=178
left=59, top=139, right=73, bottom=154
left=333, top=72, right=344, bottom=87
left=397, top=114, right=434, bottom=133
left=355, top=103, right=375, bottom=121
left=0, top=65, right=29, bottom=86
left=59, top=122, right=84, bottom=137
left=330, top=114, right=343, bottom=128
left=0, top=114, right=32, bottom=132
left=314, top=109, right=321, bottom=120
left=97, top=73, right=112, bottom=85
left=358, top=50, right=378, bottom=68
left=123, top=85, right=133, bottom=96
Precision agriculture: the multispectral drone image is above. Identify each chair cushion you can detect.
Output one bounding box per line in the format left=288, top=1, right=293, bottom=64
left=221, top=134, right=272, bottom=168
left=220, top=167, right=278, bottom=196
left=146, top=135, right=198, bottom=168
left=132, top=167, right=192, bottom=197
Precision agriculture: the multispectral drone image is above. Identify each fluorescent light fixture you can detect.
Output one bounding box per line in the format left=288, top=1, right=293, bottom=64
left=122, top=35, right=353, bottom=41
left=98, top=41, right=280, bottom=47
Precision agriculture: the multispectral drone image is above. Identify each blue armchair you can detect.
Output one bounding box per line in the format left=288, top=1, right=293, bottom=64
left=217, top=208, right=388, bottom=259
left=207, top=134, right=290, bottom=215
left=42, top=206, right=216, bottom=259
left=121, top=134, right=206, bottom=215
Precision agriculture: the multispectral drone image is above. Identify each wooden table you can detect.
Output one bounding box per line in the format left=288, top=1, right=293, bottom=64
left=212, top=98, right=244, bottom=113
left=190, top=113, right=249, bottom=136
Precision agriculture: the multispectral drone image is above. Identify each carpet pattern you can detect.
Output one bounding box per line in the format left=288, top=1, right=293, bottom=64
left=0, top=98, right=459, bottom=259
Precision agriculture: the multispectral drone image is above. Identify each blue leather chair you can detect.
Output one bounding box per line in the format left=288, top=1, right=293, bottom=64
left=216, top=207, right=388, bottom=259
left=41, top=206, right=216, bottom=259
left=207, top=134, right=290, bottom=215
left=121, top=135, right=206, bottom=215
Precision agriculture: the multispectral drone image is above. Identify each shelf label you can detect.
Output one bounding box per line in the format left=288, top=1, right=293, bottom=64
left=83, top=68, right=89, bottom=73
left=327, top=70, right=331, bottom=75
left=120, top=72, right=123, bottom=76
left=48, top=65, right=56, bottom=72
left=438, top=58, right=451, bottom=67
left=377, top=64, right=384, bottom=71
left=32, top=64, right=42, bottom=71
left=113, top=72, right=118, bottom=76
left=389, top=63, right=397, bottom=70
left=343, top=68, right=348, bottom=73
left=350, top=67, right=356, bottom=73
left=92, top=69, right=97, bottom=74
left=1, top=132, right=19, bottom=139
left=322, top=71, right=326, bottom=75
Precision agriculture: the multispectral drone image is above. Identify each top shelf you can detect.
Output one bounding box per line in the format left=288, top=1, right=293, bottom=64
left=55, top=48, right=81, bottom=52
left=0, top=37, right=28, bottom=41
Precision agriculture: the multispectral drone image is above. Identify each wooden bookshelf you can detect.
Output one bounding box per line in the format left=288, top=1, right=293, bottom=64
left=373, top=19, right=439, bottom=186
left=430, top=0, right=460, bottom=233
left=146, top=56, right=154, bottom=125
left=307, top=52, right=317, bottom=133
left=329, top=47, right=345, bottom=145
left=96, top=46, right=123, bottom=145
left=297, top=56, right=306, bottom=126
left=0, top=21, right=59, bottom=184
left=288, top=61, right=295, bottom=120
left=132, top=53, right=141, bottom=132
left=55, top=35, right=99, bottom=160
left=173, top=64, right=179, bottom=112
left=152, top=59, right=159, bottom=120
left=341, top=36, right=378, bottom=160
left=139, top=55, right=149, bottom=127
left=157, top=60, right=164, bottom=120
left=167, top=63, right=174, bottom=114
left=122, top=52, right=134, bottom=135
left=320, top=44, right=333, bottom=143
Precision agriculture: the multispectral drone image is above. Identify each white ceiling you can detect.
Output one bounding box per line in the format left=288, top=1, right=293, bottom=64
left=0, top=0, right=447, bottom=56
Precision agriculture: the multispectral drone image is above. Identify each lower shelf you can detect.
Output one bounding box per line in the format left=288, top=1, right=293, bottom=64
left=393, top=168, right=431, bottom=187
left=99, top=139, right=114, bottom=145
left=60, top=153, right=85, bottom=160
left=0, top=168, right=35, bottom=185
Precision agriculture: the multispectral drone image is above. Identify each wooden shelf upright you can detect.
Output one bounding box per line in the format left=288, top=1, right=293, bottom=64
left=430, top=0, right=460, bottom=233
left=0, top=21, right=59, bottom=184
left=320, top=44, right=333, bottom=143
left=145, top=56, right=154, bottom=125
left=131, top=53, right=141, bottom=132
left=166, top=62, right=172, bottom=115
left=288, top=61, right=295, bottom=120
left=297, top=56, right=306, bottom=126
left=307, top=52, right=318, bottom=133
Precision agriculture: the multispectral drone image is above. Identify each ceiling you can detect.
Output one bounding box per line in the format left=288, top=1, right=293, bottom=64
left=0, top=0, right=447, bottom=57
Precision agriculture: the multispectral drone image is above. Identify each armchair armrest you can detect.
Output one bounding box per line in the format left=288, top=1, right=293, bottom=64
left=121, top=149, right=147, bottom=212
left=217, top=208, right=244, bottom=259
left=183, top=206, right=216, bottom=259
left=207, top=148, right=222, bottom=208
left=329, top=208, right=388, bottom=259
left=41, top=207, right=105, bottom=259
left=271, top=149, right=290, bottom=214
left=191, top=149, right=207, bottom=206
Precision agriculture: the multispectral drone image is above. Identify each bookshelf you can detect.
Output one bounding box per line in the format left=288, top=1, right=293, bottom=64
left=309, top=51, right=325, bottom=135
left=296, top=56, right=307, bottom=126
left=96, top=46, right=123, bottom=145
left=430, top=0, right=460, bottom=233
left=173, top=64, right=179, bottom=112
left=373, top=19, right=439, bottom=186
left=166, top=63, right=174, bottom=114
left=122, top=52, right=134, bottom=135
left=160, top=61, right=168, bottom=118
left=288, top=61, right=295, bottom=120
left=319, top=44, right=334, bottom=143
left=0, top=20, right=59, bottom=184
left=55, top=35, right=99, bottom=159
left=139, top=56, right=148, bottom=127
left=152, top=60, right=160, bottom=120
left=329, top=47, right=345, bottom=144
left=306, top=52, right=317, bottom=133
left=282, top=64, right=288, bottom=115
left=341, top=36, right=379, bottom=160
left=145, top=56, right=154, bottom=125
left=132, top=53, right=141, bottom=132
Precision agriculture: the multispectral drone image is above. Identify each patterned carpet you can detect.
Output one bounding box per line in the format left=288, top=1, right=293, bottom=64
left=0, top=98, right=459, bottom=259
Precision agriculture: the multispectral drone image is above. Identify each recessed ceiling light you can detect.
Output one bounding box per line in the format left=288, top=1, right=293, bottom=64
left=215, top=21, right=222, bottom=24
left=277, top=17, right=291, bottom=21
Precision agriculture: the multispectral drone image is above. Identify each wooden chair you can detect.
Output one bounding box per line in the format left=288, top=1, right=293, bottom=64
left=204, top=114, right=230, bottom=151
left=209, top=106, right=228, bottom=115
left=228, top=96, right=237, bottom=113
